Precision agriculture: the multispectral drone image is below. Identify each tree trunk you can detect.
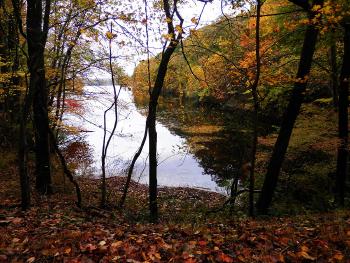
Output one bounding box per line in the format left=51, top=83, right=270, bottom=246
left=335, top=23, right=350, bottom=206
left=147, top=0, right=182, bottom=222
left=328, top=35, right=339, bottom=110
left=18, top=76, right=32, bottom=210
left=148, top=105, right=158, bottom=222
left=256, top=21, right=320, bottom=215
left=27, top=0, right=52, bottom=194
left=8, top=0, right=31, bottom=209
left=148, top=44, right=178, bottom=222
left=248, top=0, right=261, bottom=217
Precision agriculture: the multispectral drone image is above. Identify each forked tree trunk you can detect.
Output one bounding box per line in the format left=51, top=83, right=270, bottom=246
left=335, top=23, right=350, bottom=206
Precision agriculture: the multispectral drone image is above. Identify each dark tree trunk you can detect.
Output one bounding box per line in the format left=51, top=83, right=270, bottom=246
left=147, top=0, right=182, bottom=222
left=8, top=0, right=31, bottom=209
left=119, top=125, right=148, bottom=209
left=148, top=106, right=158, bottom=222
left=256, top=16, right=320, bottom=215
left=148, top=43, right=178, bottom=222
left=18, top=71, right=33, bottom=209
left=335, top=23, right=350, bottom=206
left=328, top=33, right=339, bottom=110
left=248, top=0, right=261, bottom=217
left=101, top=25, right=120, bottom=207
left=27, top=0, right=52, bottom=194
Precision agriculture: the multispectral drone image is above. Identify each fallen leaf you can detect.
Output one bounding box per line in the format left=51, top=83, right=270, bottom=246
left=198, top=240, right=207, bottom=246
left=333, top=252, right=344, bottom=261
left=86, top=244, right=97, bottom=251
left=217, top=252, right=234, bottom=263
left=64, top=247, right=71, bottom=254
left=99, top=240, right=106, bottom=246
left=298, top=251, right=316, bottom=261
left=12, top=238, right=20, bottom=243
left=301, top=245, right=309, bottom=252
left=111, top=241, right=123, bottom=248
left=12, top=217, right=23, bottom=224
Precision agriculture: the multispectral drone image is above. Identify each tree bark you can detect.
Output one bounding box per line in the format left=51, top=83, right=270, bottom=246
left=27, top=0, right=52, bottom=194
left=147, top=0, right=182, bottom=222
left=328, top=32, right=339, bottom=110
left=248, top=0, right=261, bottom=217
left=18, top=75, right=31, bottom=210
left=8, top=0, right=31, bottom=209
left=148, top=43, right=179, bottom=222
left=256, top=11, right=320, bottom=214
left=335, top=23, right=350, bottom=206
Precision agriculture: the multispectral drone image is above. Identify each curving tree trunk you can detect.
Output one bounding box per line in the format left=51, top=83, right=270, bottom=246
left=146, top=0, right=183, bottom=222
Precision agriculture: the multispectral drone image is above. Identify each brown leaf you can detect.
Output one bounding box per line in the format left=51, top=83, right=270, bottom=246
left=12, top=238, right=20, bottom=243
left=11, top=217, right=23, bottom=224
left=111, top=241, right=123, bottom=248
left=64, top=247, right=72, bottom=255
left=333, top=252, right=344, bottom=261
left=298, top=251, right=316, bottom=261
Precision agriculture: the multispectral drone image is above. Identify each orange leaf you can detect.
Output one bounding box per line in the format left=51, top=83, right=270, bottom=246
left=218, top=252, right=234, bottom=263
left=298, top=251, right=316, bottom=261
left=64, top=247, right=72, bottom=255
left=333, top=252, right=344, bottom=261
left=198, top=240, right=207, bottom=246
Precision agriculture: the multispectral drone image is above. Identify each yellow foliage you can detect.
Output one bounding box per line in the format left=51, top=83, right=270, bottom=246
left=175, top=25, right=183, bottom=33
left=191, top=17, right=198, bottom=25
left=105, top=31, right=114, bottom=40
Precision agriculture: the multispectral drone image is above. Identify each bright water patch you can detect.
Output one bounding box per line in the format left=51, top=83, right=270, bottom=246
left=65, top=85, right=224, bottom=193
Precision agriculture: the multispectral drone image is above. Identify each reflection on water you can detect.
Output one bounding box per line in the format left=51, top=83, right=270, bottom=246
left=67, top=86, right=238, bottom=192
left=66, top=85, right=258, bottom=193
left=134, top=92, right=253, bottom=188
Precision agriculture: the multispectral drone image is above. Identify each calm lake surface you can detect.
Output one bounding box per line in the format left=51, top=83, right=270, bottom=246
left=66, top=85, right=254, bottom=193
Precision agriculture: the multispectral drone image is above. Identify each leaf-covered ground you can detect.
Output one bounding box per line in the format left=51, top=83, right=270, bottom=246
left=0, top=171, right=349, bottom=262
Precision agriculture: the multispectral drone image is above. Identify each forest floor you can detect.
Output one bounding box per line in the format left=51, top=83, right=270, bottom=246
left=0, top=170, right=349, bottom=263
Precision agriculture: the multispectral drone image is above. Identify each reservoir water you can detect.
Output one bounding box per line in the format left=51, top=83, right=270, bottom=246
left=66, top=86, right=229, bottom=192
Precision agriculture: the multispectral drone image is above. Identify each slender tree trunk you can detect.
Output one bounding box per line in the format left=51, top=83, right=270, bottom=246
left=27, top=0, right=52, bottom=194
left=48, top=128, right=82, bottom=207
left=248, top=0, right=261, bottom=217
left=328, top=34, right=339, bottom=110
left=119, top=125, right=148, bottom=209
left=335, top=23, right=350, bottom=206
left=147, top=0, right=182, bottom=222
left=101, top=25, right=120, bottom=207
left=256, top=18, right=320, bottom=215
left=19, top=75, right=31, bottom=210
left=148, top=106, right=158, bottom=222
left=10, top=0, right=30, bottom=209
left=148, top=46, right=178, bottom=222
